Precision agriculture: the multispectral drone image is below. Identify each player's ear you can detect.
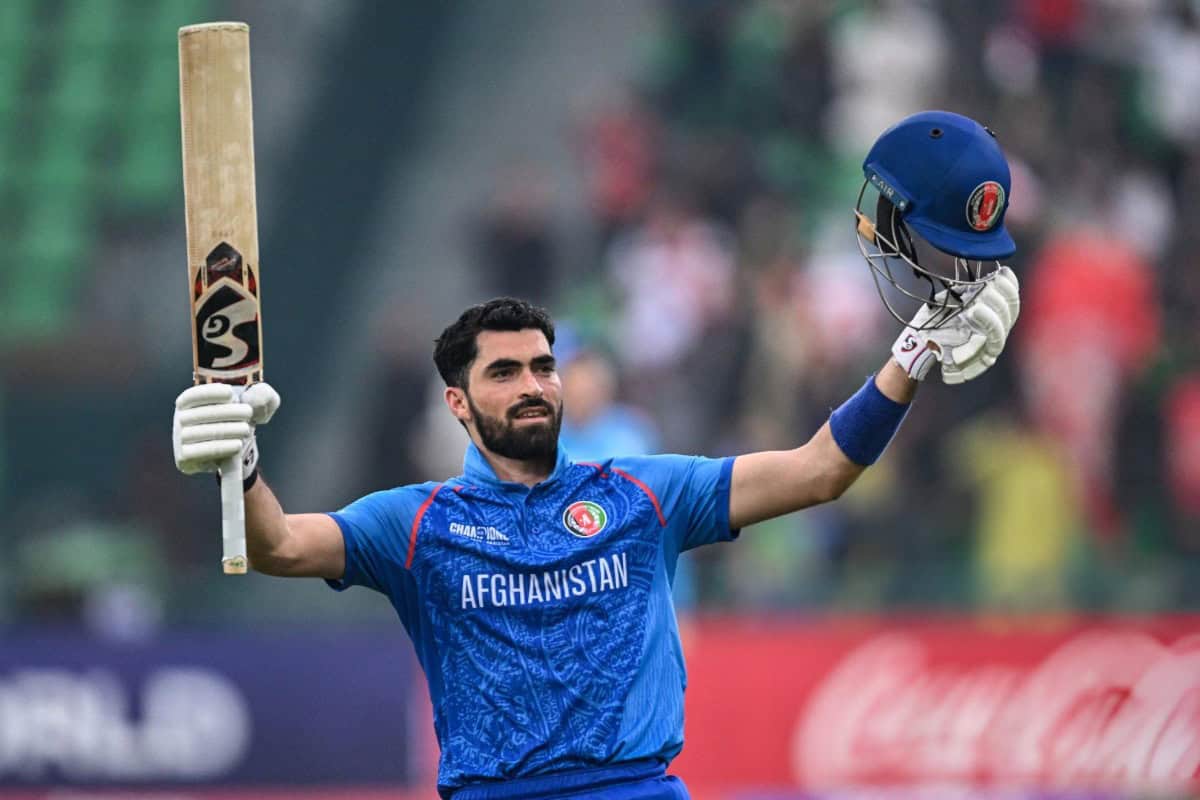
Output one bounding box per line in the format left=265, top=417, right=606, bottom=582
left=444, top=386, right=471, bottom=423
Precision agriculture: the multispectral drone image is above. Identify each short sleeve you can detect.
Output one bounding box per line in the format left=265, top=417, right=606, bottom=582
left=610, top=454, right=739, bottom=557
left=323, top=485, right=432, bottom=594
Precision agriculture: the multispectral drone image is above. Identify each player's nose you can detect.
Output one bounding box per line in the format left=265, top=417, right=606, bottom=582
left=517, top=368, right=544, bottom=398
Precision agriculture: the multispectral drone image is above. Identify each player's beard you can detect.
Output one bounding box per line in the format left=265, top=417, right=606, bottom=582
left=468, top=394, right=562, bottom=466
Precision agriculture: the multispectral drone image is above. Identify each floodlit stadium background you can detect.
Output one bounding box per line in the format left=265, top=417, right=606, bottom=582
left=2, top=1, right=1199, bottom=798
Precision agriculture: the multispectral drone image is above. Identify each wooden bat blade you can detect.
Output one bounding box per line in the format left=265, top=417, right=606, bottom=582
left=179, top=21, right=263, bottom=387
left=179, top=21, right=261, bottom=575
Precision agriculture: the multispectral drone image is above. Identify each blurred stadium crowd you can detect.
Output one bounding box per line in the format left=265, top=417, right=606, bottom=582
left=453, top=0, right=1200, bottom=615
left=2, top=0, right=1199, bottom=633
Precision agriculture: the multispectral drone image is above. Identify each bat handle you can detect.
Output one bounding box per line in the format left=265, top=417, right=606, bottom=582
left=220, top=453, right=248, bottom=575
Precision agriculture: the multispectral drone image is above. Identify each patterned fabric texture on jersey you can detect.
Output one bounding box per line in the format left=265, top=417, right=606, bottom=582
left=326, top=443, right=736, bottom=797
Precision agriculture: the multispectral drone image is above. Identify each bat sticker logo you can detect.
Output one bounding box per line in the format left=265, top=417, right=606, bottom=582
left=195, top=284, right=259, bottom=371
left=205, top=241, right=243, bottom=281
left=194, top=242, right=260, bottom=375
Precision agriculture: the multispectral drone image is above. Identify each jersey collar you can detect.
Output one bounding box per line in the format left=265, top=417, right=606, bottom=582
left=462, top=441, right=572, bottom=491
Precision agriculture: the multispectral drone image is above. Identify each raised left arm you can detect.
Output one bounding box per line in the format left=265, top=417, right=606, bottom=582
left=729, top=359, right=915, bottom=529
left=728, top=264, right=1019, bottom=530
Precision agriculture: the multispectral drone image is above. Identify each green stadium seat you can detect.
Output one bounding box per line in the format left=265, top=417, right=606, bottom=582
left=18, top=194, right=90, bottom=267
left=154, top=0, right=218, bottom=35
left=0, top=0, right=212, bottom=338
left=29, top=123, right=96, bottom=191
left=0, top=276, right=73, bottom=338
left=1, top=196, right=91, bottom=338
left=119, top=121, right=180, bottom=208
left=0, top=53, right=27, bottom=118
left=58, top=0, right=128, bottom=50
left=47, top=54, right=114, bottom=126
left=0, top=0, right=35, bottom=49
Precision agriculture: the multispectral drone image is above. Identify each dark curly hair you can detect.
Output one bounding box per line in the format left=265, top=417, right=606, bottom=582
left=433, top=297, right=556, bottom=389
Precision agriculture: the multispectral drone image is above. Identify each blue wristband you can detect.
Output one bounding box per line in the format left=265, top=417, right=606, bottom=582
left=828, top=376, right=910, bottom=466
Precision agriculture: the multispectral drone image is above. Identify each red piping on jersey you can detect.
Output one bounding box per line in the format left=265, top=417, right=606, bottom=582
left=407, top=484, right=445, bottom=569
left=609, top=467, right=667, bottom=527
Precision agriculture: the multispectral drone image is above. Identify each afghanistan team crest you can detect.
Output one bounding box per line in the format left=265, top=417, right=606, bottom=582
left=966, top=181, right=1005, bottom=231
left=563, top=500, right=608, bottom=538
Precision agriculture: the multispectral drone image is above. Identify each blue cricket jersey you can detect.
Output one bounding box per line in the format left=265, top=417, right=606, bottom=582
left=326, top=442, right=738, bottom=797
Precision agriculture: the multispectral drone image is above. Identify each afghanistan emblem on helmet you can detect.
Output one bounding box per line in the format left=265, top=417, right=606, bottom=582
left=854, top=110, right=1017, bottom=331
left=563, top=500, right=608, bottom=538
left=966, top=181, right=1005, bottom=231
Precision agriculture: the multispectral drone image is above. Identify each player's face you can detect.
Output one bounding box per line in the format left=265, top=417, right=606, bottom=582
left=459, top=329, right=563, bottom=462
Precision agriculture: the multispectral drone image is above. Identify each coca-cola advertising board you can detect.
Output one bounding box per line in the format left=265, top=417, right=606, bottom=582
left=673, top=616, right=1200, bottom=799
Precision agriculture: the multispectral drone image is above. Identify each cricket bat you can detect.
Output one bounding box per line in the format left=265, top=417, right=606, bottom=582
left=179, top=22, right=262, bottom=575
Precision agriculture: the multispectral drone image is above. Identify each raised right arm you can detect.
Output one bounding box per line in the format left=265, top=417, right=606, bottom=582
left=244, top=477, right=345, bottom=579
left=174, top=382, right=345, bottom=580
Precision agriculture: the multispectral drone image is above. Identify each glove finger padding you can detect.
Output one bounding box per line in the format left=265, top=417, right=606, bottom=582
left=947, top=331, right=989, bottom=366
left=241, top=382, right=280, bottom=425
left=992, top=266, right=1020, bottom=323
left=975, top=283, right=1013, bottom=332
left=177, top=403, right=254, bottom=427
left=963, top=300, right=1006, bottom=361
left=178, top=439, right=245, bottom=468
left=176, top=382, right=236, bottom=409
left=941, top=362, right=967, bottom=385
left=943, top=357, right=987, bottom=385
left=179, top=421, right=253, bottom=444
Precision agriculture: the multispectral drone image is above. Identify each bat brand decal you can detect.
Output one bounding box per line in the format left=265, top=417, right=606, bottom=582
left=205, top=241, right=243, bottom=281
left=563, top=500, right=608, bottom=538
left=966, top=181, right=1005, bottom=231
left=195, top=242, right=260, bottom=374
left=196, top=285, right=259, bottom=370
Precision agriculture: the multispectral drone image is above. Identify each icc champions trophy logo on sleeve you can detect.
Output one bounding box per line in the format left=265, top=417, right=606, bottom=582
left=194, top=241, right=260, bottom=375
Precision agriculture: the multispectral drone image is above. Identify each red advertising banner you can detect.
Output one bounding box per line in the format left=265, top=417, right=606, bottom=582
left=673, top=616, right=1200, bottom=798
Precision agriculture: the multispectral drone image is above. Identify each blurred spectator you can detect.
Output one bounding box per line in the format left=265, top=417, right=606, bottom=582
left=608, top=192, right=736, bottom=372
left=1139, top=2, right=1200, bottom=163
left=1020, top=231, right=1160, bottom=538
left=950, top=412, right=1081, bottom=611
left=14, top=490, right=167, bottom=640
left=1165, top=375, right=1200, bottom=549
left=473, top=166, right=558, bottom=305
left=579, top=88, right=658, bottom=250
left=605, top=191, right=741, bottom=449
left=825, top=0, right=949, bottom=156
left=559, top=347, right=660, bottom=462
left=361, top=303, right=442, bottom=493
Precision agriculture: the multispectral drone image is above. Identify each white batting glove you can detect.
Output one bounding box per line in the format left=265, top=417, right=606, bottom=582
left=892, top=266, right=1020, bottom=384
left=173, top=382, right=280, bottom=477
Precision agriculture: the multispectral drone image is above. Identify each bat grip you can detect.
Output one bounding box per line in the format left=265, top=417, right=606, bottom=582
left=220, top=454, right=248, bottom=575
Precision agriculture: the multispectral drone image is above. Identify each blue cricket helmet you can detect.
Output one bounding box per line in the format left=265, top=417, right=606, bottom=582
left=863, top=110, right=1015, bottom=260
left=854, top=110, right=1016, bottom=329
